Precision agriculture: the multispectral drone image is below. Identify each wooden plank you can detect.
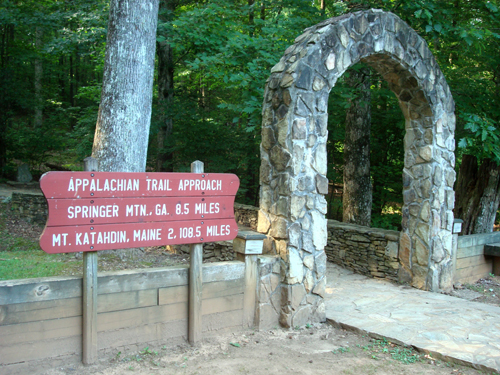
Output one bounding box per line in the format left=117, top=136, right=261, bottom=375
left=202, top=294, right=244, bottom=315
left=0, top=297, right=81, bottom=326
left=0, top=352, right=81, bottom=375
left=158, top=284, right=188, bottom=305
left=189, top=243, right=203, bottom=344
left=0, top=262, right=244, bottom=305
left=203, top=278, right=245, bottom=299
left=457, top=274, right=489, bottom=285
left=0, top=289, right=157, bottom=326
left=98, top=322, right=160, bottom=350
left=0, top=316, right=81, bottom=346
left=455, top=263, right=492, bottom=281
left=458, top=232, right=500, bottom=248
left=0, top=277, right=82, bottom=305
left=189, top=160, right=204, bottom=346
left=456, top=255, right=492, bottom=270
left=158, top=319, right=188, bottom=341
left=40, top=218, right=238, bottom=254
left=158, top=278, right=245, bottom=306
left=83, top=250, right=98, bottom=365
left=202, top=261, right=245, bottom=283
left=97, top=266, right=188, bottom=295
left=40, top=171, right=240, bottom=199
left=456, top=245, right=484, bottom=259
left=243, top=255, right=257, bottom=328
left=484, top=243, right=500, bottom=256
left=46, top=196, right=235, bottom=226
left=97, top=303, right=187, bottom=332
left=99, top=319, right=188, bottom=350
left=97, top=289, right=158, bottom=313
left=0, top=335, right=81, bottom=365
left=202, top=309, right=244, bottom=332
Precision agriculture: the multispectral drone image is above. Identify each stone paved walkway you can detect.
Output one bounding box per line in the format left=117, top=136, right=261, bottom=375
left=324, top=263, right=500, bottom=373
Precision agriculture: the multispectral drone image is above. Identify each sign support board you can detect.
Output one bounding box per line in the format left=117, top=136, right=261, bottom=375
left=39, top=158, right=239, bottom=363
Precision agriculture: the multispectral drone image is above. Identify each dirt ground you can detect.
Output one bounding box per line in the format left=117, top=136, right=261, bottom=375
left=41, top=323, right=490, bottom=375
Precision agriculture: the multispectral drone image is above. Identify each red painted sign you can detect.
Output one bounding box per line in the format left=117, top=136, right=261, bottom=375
left=40, top=219, right=238, bottom=254
left=39, top=171, right=240, bottom=254
left=46, top=196, right=235, bottom=226
left=40, top=171, right=239, bottom=198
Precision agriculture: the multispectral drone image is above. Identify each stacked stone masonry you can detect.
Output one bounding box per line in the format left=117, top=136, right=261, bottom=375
left=171, top=203, right=259, bottom=262
left=259, top=9, right=456, bottom=327
left=11, top=192, right=47, bottom=224
left=255, top=255, right=282, bottom=330
left=234, top=203, right=259, bottom=230
left=326, top=220, right=400, bottom=281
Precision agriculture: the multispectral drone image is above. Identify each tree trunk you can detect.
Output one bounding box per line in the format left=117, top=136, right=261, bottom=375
left=248, top=0, right=255, bottom=36
left=455, top=155, right=500, bottom=234
left=34, top=27, right=43, bottom=127
left=156, top=0, right=175, bottom=172
left=343, top=66, right=372, bottom=226
left=92, top=0, right=160, bottom=172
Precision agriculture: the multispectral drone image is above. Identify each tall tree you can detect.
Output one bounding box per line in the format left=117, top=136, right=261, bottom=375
left=156, top=0, right=176, bottom=172
left=342, top=65, right=372, bottom=226
left=92, top=0, right=160, bottom=172
left=455, top=155, right=500, bottom=234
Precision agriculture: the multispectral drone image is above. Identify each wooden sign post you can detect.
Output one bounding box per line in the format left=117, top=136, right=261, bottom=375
left=39, top=161, right=240, bottom=363
left=82, top=157, right=98, bottom=365
left=189, top=161, right=203, bottom=345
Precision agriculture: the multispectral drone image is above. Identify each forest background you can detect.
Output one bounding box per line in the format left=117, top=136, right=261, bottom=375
left=1, top=0, right=499, bottom=231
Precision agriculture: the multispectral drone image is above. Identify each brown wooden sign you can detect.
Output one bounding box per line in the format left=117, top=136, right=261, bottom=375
left=40, top=171, right=239, bottom=198
left=46, top=196, right=235, bottom=226
left=40, top=219, right=238, bottom=254
left=39, top=171, right=240, bottom=254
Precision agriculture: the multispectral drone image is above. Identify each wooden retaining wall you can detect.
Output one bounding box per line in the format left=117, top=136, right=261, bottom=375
left=455, top=232, right=500, bottom=284
left=0, top=262, right=246, bottom=374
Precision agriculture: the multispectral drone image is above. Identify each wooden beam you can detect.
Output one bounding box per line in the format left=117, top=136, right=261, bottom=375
left=82, top=156, right=98, bottom=365
left=189, top=160, right=203, bottom=345
left=0, top=262, right=244, bottom=306
left=242, top=254, right=257, bottom=328
left=456, top=255, right=492, bottom=269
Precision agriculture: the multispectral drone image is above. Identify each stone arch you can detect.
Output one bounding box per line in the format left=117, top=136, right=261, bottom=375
left=258, top=9, right=456, bottom=327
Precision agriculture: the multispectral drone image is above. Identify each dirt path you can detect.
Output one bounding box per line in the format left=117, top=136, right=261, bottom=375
left=41, top=324, right=489, bottom=375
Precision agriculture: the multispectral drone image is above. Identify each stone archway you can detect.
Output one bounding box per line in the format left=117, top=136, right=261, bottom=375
left=258, top=9, right=456, bottom=327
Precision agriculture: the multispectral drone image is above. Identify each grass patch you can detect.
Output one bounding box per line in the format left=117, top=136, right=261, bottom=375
left=360, top=338, right=422, bottom=364
left=0, top=203, right=83, bottom=280
left=0, top=248, right=79, bottom=281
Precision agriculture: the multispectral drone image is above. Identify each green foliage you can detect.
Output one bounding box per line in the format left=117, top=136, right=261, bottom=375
left=2, top=0, right=500, bottom=220
left=371, top=212, right=402, bottom=231
left=0, top=0, right=108, bottom=177
left=458, top=113, right=500, bottom=165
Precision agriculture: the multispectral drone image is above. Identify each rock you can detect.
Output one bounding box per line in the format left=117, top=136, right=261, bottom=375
left=17, top=163, right=32, bottom=183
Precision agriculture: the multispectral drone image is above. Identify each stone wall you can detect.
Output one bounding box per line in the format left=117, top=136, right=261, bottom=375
left=325, top=220, right=400, bottom=281
left=10, top=192, right=47, bottom=224
left=255, top=255, right=281, bottom=330
left=234, top=203, right=259, bottom=230
left=455, top=232, right=500, bottom=284
left=170, top=241, right=235, bottom=263
left=169, top=203, right=260, bottom=262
